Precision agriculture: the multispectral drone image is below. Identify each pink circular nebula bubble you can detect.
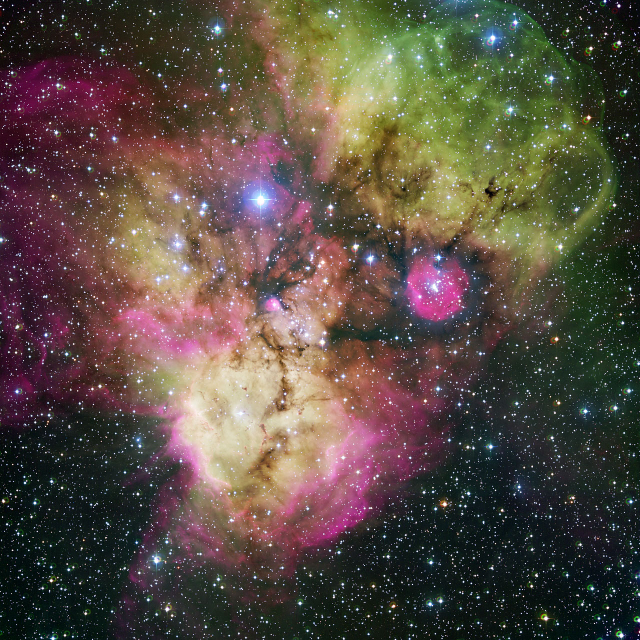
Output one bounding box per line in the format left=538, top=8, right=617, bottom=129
left=264, top=296, right=282, bottom=312
left=406, top=257, right=470, bottom=321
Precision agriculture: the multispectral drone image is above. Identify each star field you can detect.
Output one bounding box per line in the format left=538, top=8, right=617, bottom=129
left=0, top=0, right=639, bottom=638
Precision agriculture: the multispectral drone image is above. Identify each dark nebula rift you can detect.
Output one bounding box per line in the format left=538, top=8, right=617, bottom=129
left=0, top=0, right=638, bottom=638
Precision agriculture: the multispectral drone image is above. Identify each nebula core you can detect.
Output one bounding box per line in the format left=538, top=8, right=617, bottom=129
left=0, top=0, right=625, bottom=636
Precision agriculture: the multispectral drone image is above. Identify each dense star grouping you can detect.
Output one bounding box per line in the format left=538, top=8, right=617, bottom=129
left=0, top=0, right=639, bottom=638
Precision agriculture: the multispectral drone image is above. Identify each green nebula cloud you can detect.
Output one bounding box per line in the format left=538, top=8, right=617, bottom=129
left=266, top=0, right=615, bottom=282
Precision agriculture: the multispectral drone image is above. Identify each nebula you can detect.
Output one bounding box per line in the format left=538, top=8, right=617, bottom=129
left=0, top=0, right=616, bottom=632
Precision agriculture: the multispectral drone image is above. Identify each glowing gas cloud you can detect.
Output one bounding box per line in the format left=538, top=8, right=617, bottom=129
left=0, top=0, right=615, bottom=625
